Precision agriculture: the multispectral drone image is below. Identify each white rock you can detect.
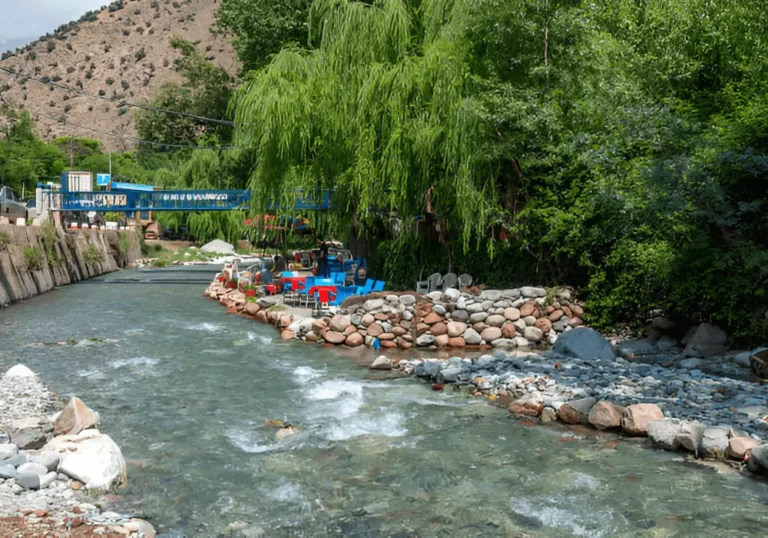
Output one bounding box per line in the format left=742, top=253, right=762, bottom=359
left=370, top=356, right=393, bottom=370
left=520, top=286, right=546, bottom=298
left=0, top=444, right=19, bottom=460
left=43, top=430, right=126, bottom=490
left=442, top=288, right=460, bottom=302
left=40, top=472, right=57, bottom=489
left=4, top=365, right=35, bottom=378
left=523, top=327, right=543, bottom=342
left=17, top=462, right=48, bottom=476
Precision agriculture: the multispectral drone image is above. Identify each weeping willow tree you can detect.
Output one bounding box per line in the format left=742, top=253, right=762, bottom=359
left=154, top=151, right=248, bottom=245
left=231, top=0, right=503, bottom=252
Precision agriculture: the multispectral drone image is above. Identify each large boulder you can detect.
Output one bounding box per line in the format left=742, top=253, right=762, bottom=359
left=621, top=403, right=664, bottom=436
left=370, top=356, right=393, bottom=370
left=700, top=426, right=731, bottom=459
left=447, top=322, right=467, bottom=338
left=54, top=397, right=99, bottom=436
left=523, top=326, right=543, bottom=343
left=324, top=331, right=346, bottom=344
left=345, top=332, right=363, bottom=347
left=683, top=323, right=728, bottom=357
left=729, top=437, right=761, bottom=460
left=647, top=419, right=682, bottom=450
left=557, top=398, right=596, bottom=425
left=553, top=328, right=616, bottom=361
left=10, top=418, right=48, bottom=450
left=520, top=287, right=546, bottom=298
left=587, top=401, right=624, bottom=430
left=43, top=430, right=126, bottom=490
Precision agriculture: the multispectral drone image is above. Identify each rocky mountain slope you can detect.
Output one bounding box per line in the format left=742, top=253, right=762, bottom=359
left=0, top=0, right=237, bottom=151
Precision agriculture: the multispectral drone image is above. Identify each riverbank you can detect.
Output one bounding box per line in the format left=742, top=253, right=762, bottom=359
left=206, top=277, right=768, bottom=481
left=0, top=223, right=142, bottom=308
left=0, top=364, right=155, bottom=537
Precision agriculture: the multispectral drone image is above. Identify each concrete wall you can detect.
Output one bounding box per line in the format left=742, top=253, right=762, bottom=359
left=0, top=224, right=142, bottom=307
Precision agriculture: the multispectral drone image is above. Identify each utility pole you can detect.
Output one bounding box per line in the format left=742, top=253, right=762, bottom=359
left=69, top=136, right=74, bottom=167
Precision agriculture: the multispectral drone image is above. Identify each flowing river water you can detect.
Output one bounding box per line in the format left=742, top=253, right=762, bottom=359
left=2, top=267, right=768, bottom=536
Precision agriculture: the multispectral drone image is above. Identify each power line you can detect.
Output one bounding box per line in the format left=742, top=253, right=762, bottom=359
left=0, top=66, right=235, bottom=126
left=30, top=110, right=246, bottom=151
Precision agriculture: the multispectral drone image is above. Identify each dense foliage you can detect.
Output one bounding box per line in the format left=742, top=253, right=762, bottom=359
left=227, top=0, right=768, bottom=341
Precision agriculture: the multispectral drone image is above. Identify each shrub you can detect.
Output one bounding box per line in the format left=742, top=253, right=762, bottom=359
left=0, top=230, right=10, bottom=250
left=24, top=246, right=43, bottom=271
left=48, top=100, right=55, bottom=107
left=134, top=47, right=145, bottom=61
left=27, top=52, right=36, bottom=61
left=172, top=1, right=180, bottom=7
left=83, top=244, right=104, bottom=265
left=134, top=9, right=141, bottom=15
left=85, top=70, right=92, bottom=79
left=98, top=89, right=106, bottom=96
left=106, top=77, right=114, bottom=85
left=41, top=222, right=62, bottom=266
left=66, top=66, right=75, bottom=73
left=66, top=43, right=73, bottom=51
left=118, top=107, right=128, bottom=115
left=64, top=104, right=71, bottom=113
left=47, top=41, right=56, bottom=53
left=120, top=79, right=129, bottom=90
left=123, top=29, right=130, bottom=36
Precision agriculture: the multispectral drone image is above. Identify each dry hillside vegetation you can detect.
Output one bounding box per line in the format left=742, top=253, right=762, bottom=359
left=0, top=0, right=237, bottom=151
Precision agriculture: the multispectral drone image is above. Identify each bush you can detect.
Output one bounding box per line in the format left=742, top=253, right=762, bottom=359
left=123, top=29, right=130, bottom=36
left=118, top=107, right=128, bottom=115
left=98, top=89, right=106, bottom=96
left=83, top=244, right=104, bottom=265
left=24, top=246, right=43, bottom=271
left=120, top=79, right=129, bottom=90
left=47, top=41, right=55, bottom=53
left=0, top=230, right=10, bottom=250
left=106, top=77, right=114, bottom=85
left=64, top=104, right=71, bottom=113
left=66, top=66, right=75, bottom=73
left=134, top=47, right=146, bottom=61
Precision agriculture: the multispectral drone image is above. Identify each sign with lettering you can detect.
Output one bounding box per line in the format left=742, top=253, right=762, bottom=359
left=96, top=174, right=111, bottom=186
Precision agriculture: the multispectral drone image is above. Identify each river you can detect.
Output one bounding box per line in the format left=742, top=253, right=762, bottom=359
left=1, top=267, right=767, bottom=536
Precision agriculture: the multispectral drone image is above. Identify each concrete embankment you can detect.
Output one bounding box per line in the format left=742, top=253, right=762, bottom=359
left=0, top=223, right=141, bottom=308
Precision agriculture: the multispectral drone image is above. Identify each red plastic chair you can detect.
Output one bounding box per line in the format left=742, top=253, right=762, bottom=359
left=307, top=285, right=337, bottom=315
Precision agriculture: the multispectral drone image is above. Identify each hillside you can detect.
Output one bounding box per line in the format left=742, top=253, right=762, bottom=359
left=0, top=0, right=237, bottom=152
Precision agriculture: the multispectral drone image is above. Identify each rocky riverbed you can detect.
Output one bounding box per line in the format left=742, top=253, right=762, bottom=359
left=389, top=327, right=768, bottom=478
left=0, top=365, right=156, bottom=537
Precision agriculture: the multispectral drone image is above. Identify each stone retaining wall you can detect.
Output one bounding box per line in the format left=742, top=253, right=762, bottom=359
left=205, top=283, right=586, bottom=351
left=0, top=224, right=141, bottom=308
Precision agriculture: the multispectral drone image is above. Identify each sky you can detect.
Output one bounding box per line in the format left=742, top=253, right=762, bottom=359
left=0, top=0, right=105, bottom=40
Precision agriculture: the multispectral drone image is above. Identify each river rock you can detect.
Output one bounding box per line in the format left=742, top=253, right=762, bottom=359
left=440, top=366, right=462, bottom=382
left=553, top=328, right=616, bottom=361
left=363, top=299, right=385, bottom=312
left=370, top=356, right=393, bottom=370
left=43, top=430, right=126, bottom=490
left=0, top=444, right=18, bottom=460
left=486, top=315, right=505, bottom=328
left=519, top=302, right=536, bottom=317
left=523, top=316, right=537, bottom=327
left=378, top=332, right=395, bottom=341
left=480, top=327, right=502, bottom=343
left=523, top=327, right=543, bottom=343
left=547, top=309, right=564, bottom=322
left=16, top=472, right=40, bottom=490
left=534, top=318, right=552, bottom=334
left=684, top=322, right=728, bottom=357
left=469, top=312, right=488, bottom=324
left=447, top=322, right=467, bottom=338
left=345, top=332, right=363, bottom=347
left=0, top=463, right=17, bottom=479
left=244, top=302, right=260, bottom=316
left=360, top=314, right=375, bottom=327
left=40, top=471, right=57, bottom=489
left=587, top=401, right=624, bottom=430
left=424, top=312, right=442, bottom=325
left=18, top=462, right=48, bottom=476
left=621, top=403, right=664, bottom=436
left=54, top=397, right=99, bottom=436
left=503, top=307, right=520, bottom=321
left=463, top=328, right=482, bottom=345
left=431, top=322, right=447, bottom=336
left=29, top=451, right=60, bottom=473
left=434, top=334, right=449, bottom=347
left=520, top=286, right=546, bottom=298
left=508, top=393, right=544, bottom=417
left=448, top=337, right=465, bottom=347
left=501, top=324, right=516, bottom=339
left=329, top=315, right=351, bottom=332
left=728, top=437, right=760, bottom=460
left=514, top=336, right=530, bottom=348
left=416, top=334, right=435, bottom=347
left=451, top=309, right=469, bottom=322
left=4, top=364, right=36, bottom=378
left=324, top=331, right=346, bottom=344
left=442, top=289, right=460, bottom=302
left=557, top=398, right=596, bottom=424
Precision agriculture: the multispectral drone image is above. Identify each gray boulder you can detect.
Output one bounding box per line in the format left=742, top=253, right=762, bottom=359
left=552, top=328, right=616, bottom=361
left=399, top=294, right=416, bottom=306
left=700, top=426, right=731, bottom=459
left=10, top=419, right=48, bottom=450
left=480, top=290, right=502, bottom=301
left=442, top=289, right=460, bottom=302
left=647, top=419, right=682, bottom=450
left=676, top=421, right=705, bottom=455
left=683, top=323, right=728, bottom=357
left=748, top=444, right=768, bottom=474
left=451, top=310, right=469, bottom=322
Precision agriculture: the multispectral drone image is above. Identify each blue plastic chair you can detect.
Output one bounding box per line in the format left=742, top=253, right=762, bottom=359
left=332, top=272, right=346, bottom=286
left=372, top=280, right=385, bottom=292
left=355, top=278, right=374, bottom=295
left=331, top=285, right=357, bottom=306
